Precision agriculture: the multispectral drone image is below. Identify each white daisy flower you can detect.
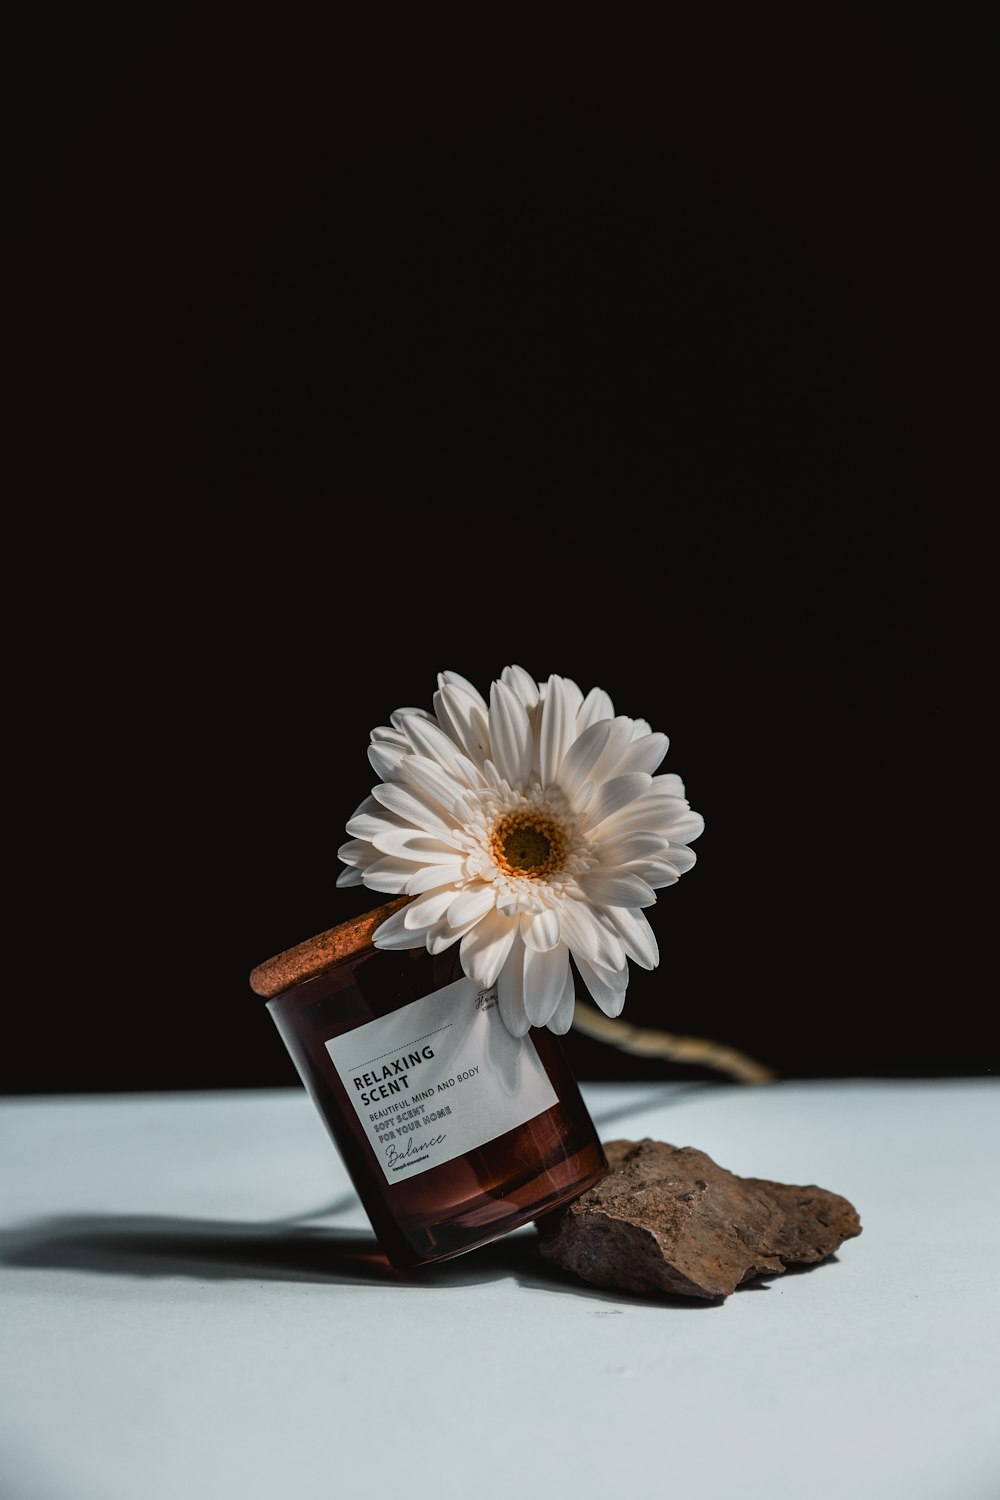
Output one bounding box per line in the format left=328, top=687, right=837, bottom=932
left=337, top=667, right=704, bottom=1039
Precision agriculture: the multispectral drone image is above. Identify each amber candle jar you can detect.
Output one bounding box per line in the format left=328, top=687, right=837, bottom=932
left=250, top=897, right=607, bottom=1269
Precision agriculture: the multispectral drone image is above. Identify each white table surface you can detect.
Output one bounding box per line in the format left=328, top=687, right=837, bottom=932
left=1, top=1079, right=997, bottom=1500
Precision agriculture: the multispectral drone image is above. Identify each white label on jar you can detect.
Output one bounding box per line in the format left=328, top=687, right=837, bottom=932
left=325, top=977, right=559, bottom=1183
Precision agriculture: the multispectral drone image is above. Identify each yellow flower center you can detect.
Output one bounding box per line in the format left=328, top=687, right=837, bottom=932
left=490, top=811, right=566, bottom=879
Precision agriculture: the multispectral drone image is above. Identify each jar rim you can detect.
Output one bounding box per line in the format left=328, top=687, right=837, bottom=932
left=249, top=895, right=413, bottom=999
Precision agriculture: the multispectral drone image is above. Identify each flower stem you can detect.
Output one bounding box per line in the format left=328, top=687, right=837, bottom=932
left=571, top=1000, right=776, bottom=1084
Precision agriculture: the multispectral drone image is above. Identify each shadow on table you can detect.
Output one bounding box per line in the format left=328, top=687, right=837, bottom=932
left=0, top=1206, right=836, bottom=1307
left=0, top=1211, right=730, bottom=1307
left=0, top=1084, right=788, bottom=1308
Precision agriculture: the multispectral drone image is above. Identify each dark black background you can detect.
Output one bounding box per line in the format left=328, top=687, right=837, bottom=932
left=5, top=7, right=993, bottom=1092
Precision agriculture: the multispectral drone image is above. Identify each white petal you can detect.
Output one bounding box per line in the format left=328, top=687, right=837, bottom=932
left=347, top=793, right=380, bottom=820
left=371, top=828, right=465, bottom=862
left=583, top=772, right=653, bottom=831
left=360, top=857, right=418, bottom=894
left=615, top=731, right=670, bottom=777
left=592, top=832, right=670, bottom=867
left=560, top=676, right=584, bottom=717
left=489, top=678, right=534, bottom=788
left=556, top=719, right=612, bottom=799
left=580, top=951, right=630, bottom=990
left=447, top=883, right=497, bottom=928
left=574, top=955, right=628, bottom=1016
left=663, top=844, right=697, bottom=874
left=371, top=781, right=454, bottom=838
left=479, top=758, right=507, bottom=792
left=433, top=683, right=491, bottom=766
left=398, top=715, right=482, bottom=789
left=579, top=717, right=636, bottom=790
left=626, top=861, right=680, bottom=889
left=337, top=838, right=374, bottom=867
left=589, top=795, right=689, bottom=840
left=523, top=943, right=570, bottom=1027
left=372, top=907, right=426, bottom=949
left=427, top=914, right=483, bottom=954
left=500, top=664, right=540, bottom=710
left=404, top=862, right=467, bottom=894
left=574, top=779, right=595, bottom=809
left=399, top=753, right=467, bottom=814
left=403, top=889, right=456, bottom=927
left=558, top=898, right=626, bottom=970
left=631, top=718, right=653, bottom=739
left=370, top=725, right=408, bottom=747
left=606, top=906, right=659, bottom=969
left=496, top=885, right=547, bottom=918
left=460, top=910, right=518, bottom=988
left=367, top=742, right=408, bottom=782
left=494, top=886, right=523, bottom=917
left=521, top=907, right=561, bottom=952
left=648, top=772, right=686, bottom=798
left=578, top=868, right=657, bottom=908
left=497, top=935, right=530, bottom=1036
left=547, top=964, right=576, bottom=1034
left=388, top=707, right=436, bottom=731
left=336, top=866, right=364, bottom=887
left=538, top=674, right=578, bottom=786
left=438, top=670, right=488, bottom=711
left=659, top=811, right=705, bottom=843
left=576, top=686, right=615, bottom=731
left=538, top=673, right=583, bottom=712
left=345, top=808, right=408, bottom=840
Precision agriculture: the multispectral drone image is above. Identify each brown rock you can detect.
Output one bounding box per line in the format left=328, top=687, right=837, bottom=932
left=536, top=1138, right=862, bottom=1300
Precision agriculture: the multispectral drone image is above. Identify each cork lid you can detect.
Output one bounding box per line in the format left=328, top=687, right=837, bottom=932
left=249, top=896, right=413, bottom=999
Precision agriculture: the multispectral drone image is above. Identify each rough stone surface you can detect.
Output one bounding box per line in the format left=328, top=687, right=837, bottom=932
left=536, top=1137, right=862, bottom=1300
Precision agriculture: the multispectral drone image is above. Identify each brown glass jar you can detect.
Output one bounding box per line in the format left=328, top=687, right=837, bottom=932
left=250, top=897, right=607, bottom=1270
